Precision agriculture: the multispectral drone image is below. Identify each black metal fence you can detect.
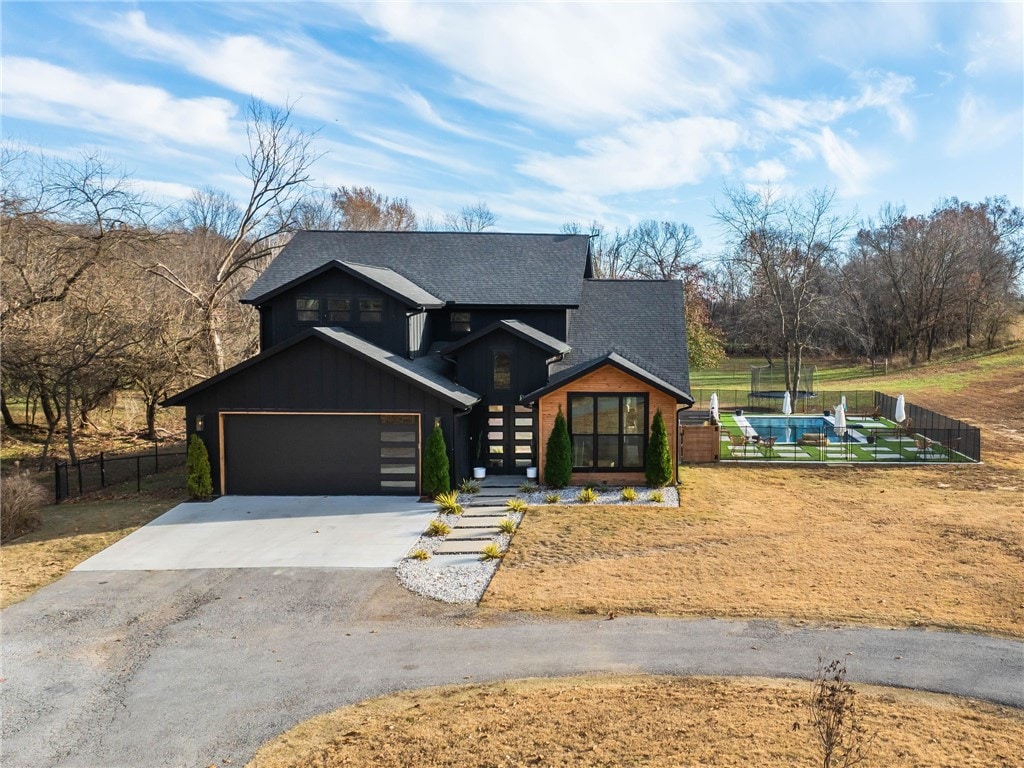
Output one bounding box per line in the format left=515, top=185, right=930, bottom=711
left=687, top=389, right=981, bottom=463
left=54, top=442, right=187, bottom=503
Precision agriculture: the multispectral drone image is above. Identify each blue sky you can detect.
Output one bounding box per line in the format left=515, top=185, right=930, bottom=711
left=3, top=1, right=1022, bottom=248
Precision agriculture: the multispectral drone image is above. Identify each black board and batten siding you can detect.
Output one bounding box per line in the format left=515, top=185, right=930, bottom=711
left=180, top=336, right=461, bottom=494
left=431, top=307, right=569, bottom=344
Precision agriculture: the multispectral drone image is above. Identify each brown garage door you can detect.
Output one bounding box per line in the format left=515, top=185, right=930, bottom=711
left=222, top=413, right=419, bottom=495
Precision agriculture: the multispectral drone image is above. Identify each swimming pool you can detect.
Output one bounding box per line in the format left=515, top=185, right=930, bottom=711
left=739, top=415, right=857, bottom=444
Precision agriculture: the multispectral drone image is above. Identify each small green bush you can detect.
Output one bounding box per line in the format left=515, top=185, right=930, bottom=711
left=505, top=498, right=528, bottom=514
left=0, top=473, right=45, bottom=542
left=423, top=423, right=451, bottom=497
left=576, top=487, right=599, bottom=504
left=425, top=519, right=451, bottom=537
left=545, top=492, right=561, bottom=504
left=498, top=517, right=517, bottom=534
left=186, top=434, right=213, bottom=500
left=645, top=408, right=673, bottom=488
left=458, top=478, right=481, bottom=495
left=648, top=490, right=665, bottom=504
left=480, top=542, right=504, bottom=561
left=519, top=481, right=539, bottom=494
left=408, top=548, right=430, bottom=560
left=544, top=406, right=572, bottom=488
left=621, top=486, right=638, bottom=502
left=434, top=490, right=462, bottom=515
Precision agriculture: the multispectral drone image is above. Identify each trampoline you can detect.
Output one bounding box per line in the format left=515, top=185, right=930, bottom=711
left=748, top=390, right=817, bottom=400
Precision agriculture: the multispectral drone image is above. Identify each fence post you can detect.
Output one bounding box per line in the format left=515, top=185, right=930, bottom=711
left=100, top=452, right=106, bottom=487
left=54, top=462, right=61, bottom=504
left=137, top=456, right=141, bottom=493
left=76, top=461, right=83, bottom=497
left=154, top=442, right=159, bottom=472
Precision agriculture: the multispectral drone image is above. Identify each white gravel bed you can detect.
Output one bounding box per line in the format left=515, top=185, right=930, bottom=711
left=519, top=484, right=678, bottom=507
left=396, top=511, right=522, bottom=604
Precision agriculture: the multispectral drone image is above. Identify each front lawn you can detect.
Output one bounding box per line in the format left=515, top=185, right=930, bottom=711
left=482, top=465, right=1023, bottom=637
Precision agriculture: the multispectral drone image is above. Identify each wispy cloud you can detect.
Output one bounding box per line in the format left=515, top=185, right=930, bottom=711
left=946, top=93, right=1023, bottom=156
left=519, top=117, right=742, bottom=196
left=812, top=127, right=883, bottom=196
left=0, top=57, right=239, bottom=149
left=742, top=159, right=789, bottom=186
left=964, top=2, right=1023, bottom=75
left=352, top=2, right=761, bottom=128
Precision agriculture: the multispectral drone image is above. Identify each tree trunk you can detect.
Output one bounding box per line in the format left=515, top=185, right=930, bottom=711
left=63, top=380, right=78, bottom=465
left=145, top=397, right=159, bottom=440
left=1, top=391, right=17, bottom=431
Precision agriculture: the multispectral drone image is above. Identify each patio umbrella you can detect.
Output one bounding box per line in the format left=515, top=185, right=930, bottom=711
left=709, top=392, right=719, bottom=423
left=840, top=395, right=847, bottom=412
left=895, top=393, right=906, bottom=425
left=782, top=390, right=792, bottom=416
left=834, top=403, right=847, bottom=438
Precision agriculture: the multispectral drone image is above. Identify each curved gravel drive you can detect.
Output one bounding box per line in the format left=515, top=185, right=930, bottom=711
left=2, top=568, right=1021, bottom=768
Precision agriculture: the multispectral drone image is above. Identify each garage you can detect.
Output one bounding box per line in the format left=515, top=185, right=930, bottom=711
left=222, top=413, right=420, bottom=496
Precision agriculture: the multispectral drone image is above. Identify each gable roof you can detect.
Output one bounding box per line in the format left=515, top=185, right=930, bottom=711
left=535, top=279, right=693, bottom=403
left=163, top=327, right=480, bottom=409
left=522, top=352, right=692, bottom=403
left=442, top=319, right=571, bottom=358
left=242, top=231, right=592, bottom=306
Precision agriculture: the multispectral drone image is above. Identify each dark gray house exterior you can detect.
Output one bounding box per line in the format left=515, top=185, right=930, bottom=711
left=164, top=231, right=694, bottom=495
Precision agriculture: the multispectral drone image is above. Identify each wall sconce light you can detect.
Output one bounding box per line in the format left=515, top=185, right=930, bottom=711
left=195, top=414, right=205, bottom=431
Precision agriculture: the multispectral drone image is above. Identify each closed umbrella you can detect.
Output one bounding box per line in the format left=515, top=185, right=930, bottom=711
left=834, top=403, right=847, bottom=437
left=840, top=395, right=847, bottom=412
left=895, top=393, right=906, bottom=425
left=709, top=392, right=719, bottom=423
left=782, top=391, right=792, bottom=416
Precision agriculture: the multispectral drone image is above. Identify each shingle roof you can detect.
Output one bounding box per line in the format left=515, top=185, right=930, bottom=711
left=442, top=319, right=571, bottom=358
left=163, top=327, right=479, bottom=409
left=242, top=231, right=592, bottom=306
left=542, top=279, right=693, bottom=402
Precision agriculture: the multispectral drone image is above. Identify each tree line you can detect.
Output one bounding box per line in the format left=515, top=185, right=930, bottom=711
left=2, top=101, right=1021, bottom=464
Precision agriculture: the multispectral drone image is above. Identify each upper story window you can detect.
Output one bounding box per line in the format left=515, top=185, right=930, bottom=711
left=450, top=311, right=471, bottom=334
left=296, top=298, right=320, bottom=323
left=493, top=351, right=511, bottom=390
left=326, top=298, right=351, bottom=323
left=359, top=298, right=383, bottom=323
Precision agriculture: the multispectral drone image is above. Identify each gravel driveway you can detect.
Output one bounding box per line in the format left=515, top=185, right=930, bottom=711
left=2, top=567, right=1022, bottom=768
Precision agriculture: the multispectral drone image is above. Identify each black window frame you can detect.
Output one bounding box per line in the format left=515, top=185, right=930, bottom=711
left=567, top=392, right=648, bottom=471
left=325, top=296, right=352, bottom=324
left=296, top=297, right=321, bottom=323
left=492, top=349, right=512, bottom=391
left=450, top=311, right=471, bottom=334
left=358, top=297, right=383, bottom=323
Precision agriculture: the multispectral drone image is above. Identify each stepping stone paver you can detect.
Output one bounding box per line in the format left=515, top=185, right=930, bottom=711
left=461, top=506, right=507, bottom=515
left=447, top=527, right=502, bottom=540
left=434, top=540, right=493, bottom=555
left=453, top=515, right=507, bottom=527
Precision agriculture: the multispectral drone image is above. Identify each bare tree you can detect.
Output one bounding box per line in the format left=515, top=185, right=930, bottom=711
left=715, top=186, right=853, bottom=401
left=442, top=201, right=498, bottom=232
left=808, top=658, right=874, bottom=768
left=331, top=185, right=417, bottom=231
left=146, top=100, right=319, bottom=373
left=560, top=221, right=637, bottom=279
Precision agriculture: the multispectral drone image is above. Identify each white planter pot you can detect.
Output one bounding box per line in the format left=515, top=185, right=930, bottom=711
left=525, top=466, right=538, bottom=479
left=473, top=467, right=487, bottom=479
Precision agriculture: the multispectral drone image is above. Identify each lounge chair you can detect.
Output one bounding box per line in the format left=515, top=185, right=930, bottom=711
left=914, top=436, right=937, bottom=458
left=759, top=436, right=777, bottom=456
left=728, top=433, right=752, bottom=456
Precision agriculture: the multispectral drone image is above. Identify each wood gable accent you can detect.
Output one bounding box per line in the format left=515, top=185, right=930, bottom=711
left=536, top=363, right=678, bottom=485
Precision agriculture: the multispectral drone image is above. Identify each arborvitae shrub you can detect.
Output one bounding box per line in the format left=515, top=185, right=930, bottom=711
left=422, top=422, right=451, bottom=497
left=186, top=434, right=213, bottom=499
left=544, top=406, right=572, bottom=488
left=645, top=408, right=673, bottom=487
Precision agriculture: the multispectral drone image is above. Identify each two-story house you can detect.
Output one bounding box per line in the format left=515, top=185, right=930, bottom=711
left=164, top=231, right=694, bottom=495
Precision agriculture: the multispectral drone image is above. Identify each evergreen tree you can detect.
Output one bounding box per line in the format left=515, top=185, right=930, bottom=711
left=422, top=422, right=450, bottom=497
left=186, top=434, right=213, bottom=499
left=645, top=408, right=673, bottom=487
left=544, top=406, right=572, bottom=488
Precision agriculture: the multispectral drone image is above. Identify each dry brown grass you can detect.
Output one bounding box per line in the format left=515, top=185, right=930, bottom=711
left=0, top=473, right=184, bottom=607
left=247, top=675, right=1024, bottom=768
left=484, top=346, right=1024, bottom=637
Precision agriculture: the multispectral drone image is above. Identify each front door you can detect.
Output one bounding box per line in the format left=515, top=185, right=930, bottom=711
left=484, top=404, right=535, bottom=474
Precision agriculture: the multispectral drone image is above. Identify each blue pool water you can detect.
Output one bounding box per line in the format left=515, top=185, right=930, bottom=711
left=743, top=416, right=852, bottom=444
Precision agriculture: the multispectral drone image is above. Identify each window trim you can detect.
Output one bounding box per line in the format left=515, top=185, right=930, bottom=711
left=358, top=297, right=383, bottom=324
left=567, top=392, right=648, bottom=471
left=325, top=296, right=352, bottom=324
left=296, top=297, right=321, bottom=323
left=450, top=311, right=471, bottom=334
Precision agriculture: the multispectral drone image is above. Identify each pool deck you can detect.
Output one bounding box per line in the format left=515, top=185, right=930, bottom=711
left=718, top=413, right=974, bottom=464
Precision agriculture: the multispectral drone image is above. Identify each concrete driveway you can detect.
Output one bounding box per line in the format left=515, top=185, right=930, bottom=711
left=74, top=495, right=434, bottom=570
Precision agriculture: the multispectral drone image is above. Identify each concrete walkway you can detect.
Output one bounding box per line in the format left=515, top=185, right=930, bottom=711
left=2, top=567, right=1022, bottom=768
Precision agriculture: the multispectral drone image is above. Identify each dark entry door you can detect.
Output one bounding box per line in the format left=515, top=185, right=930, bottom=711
left=222, top=413, right=419, bottom=495
left=484, top=405, right=535, bottom=474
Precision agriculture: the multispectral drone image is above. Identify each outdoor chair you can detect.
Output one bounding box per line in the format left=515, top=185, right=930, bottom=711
left=759, top=436, right=777, bottom=456
left=728, top=433, right=752, bottom=456
left=914, top=436, right=937, bottom=458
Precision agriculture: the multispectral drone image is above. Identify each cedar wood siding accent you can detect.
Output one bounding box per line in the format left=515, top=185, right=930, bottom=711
left=536, top=364, right=677, bottom=485
left=179, top=336, right=460, bottom=494
left=259, top=271, right=408, bottom=355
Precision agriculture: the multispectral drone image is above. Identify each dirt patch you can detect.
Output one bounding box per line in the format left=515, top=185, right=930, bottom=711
left=247, top=675, right=1024, bottom=768
left=482, top=466, right=1023, bottom=636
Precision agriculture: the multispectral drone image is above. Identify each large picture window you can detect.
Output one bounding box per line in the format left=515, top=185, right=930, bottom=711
left=568, top=394, right=647, bottom=470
